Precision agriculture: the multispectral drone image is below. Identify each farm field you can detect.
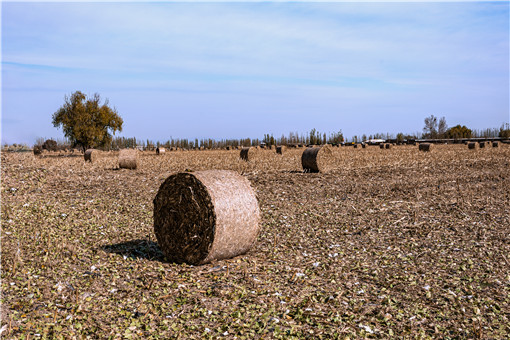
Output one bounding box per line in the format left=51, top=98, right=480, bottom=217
left=1, top=145, right=509, bottom=339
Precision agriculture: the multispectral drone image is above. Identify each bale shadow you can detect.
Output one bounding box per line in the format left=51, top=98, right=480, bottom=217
left=281, top=170, right=305, bottom=174
left=39, top=153, right=83, bottom=158
left=101, top=239, right=165, bottom=262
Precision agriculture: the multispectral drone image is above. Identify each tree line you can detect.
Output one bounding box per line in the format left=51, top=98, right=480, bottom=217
left=24, top=91, right=510, bottom=152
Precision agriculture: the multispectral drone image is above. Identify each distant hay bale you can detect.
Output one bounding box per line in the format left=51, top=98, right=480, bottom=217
left=240, top=147, right=257, bottom=161
left=226, top=146, right=231, bottom=151
left=301, top=145, right=334, bottom=173
left=270, top=145, right=276, bottom=150
left=118, top=149, right=138, bottom=169
left=468, top=142, right=476, bottom=150
left=492, top=141, right=499, bottom=147
left=153, top=170, right=260, bottom=265
left=353, top=144, right=358, bottom=149
left=361, top=143, right=366, bottom=149
left=156, top=147, right=165, bottom=155
left=276, top=145, right=286, bottom=155
left=379, top=144, right=385, bottom=149
left=33, top=145, right=43, bottom=155
left=419, top=143, right=432, bottom=152
left=479, top=141, right=485, bottom=148
left=385, top=144, right=391, bottom=149
left=84, top=149, right=101, bottom=162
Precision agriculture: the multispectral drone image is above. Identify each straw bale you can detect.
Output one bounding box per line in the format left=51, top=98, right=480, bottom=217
left=33, top=145, right=43, bottom=156
left=276, top=145, right=286, bottom=155
left=492, top=141, right=499, bottom=147
left=385, top=144, right=391, bottom=149
left=419, top=143, right=432, bottom=152
left=240, top=147, right=257, bottom=161
left=301, top=145, right=334, bottom=173
left=118, top=149, right=138, bottom=169
left=354, top=144, right=358, bottom=149
left=379, top=144, right=385, bottom=149
left=156, top=147, right=166, bottom=155
left=468, top=142, right=476, bottom=150
left=153, top=170, right=260, bottom=265
left=84, top=149, right=101, bottom=162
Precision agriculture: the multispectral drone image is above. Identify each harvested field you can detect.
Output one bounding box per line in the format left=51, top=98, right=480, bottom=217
left=2, top=145, right=510, bottom=338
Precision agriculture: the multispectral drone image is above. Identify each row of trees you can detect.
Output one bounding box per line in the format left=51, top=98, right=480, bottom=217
left=422, top=115, right=510, bottom=140
left=46, top=91, right=510, bottom=151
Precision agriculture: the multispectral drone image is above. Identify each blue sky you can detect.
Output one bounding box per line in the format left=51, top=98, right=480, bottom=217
left=2, top=1, right=509, bottom=145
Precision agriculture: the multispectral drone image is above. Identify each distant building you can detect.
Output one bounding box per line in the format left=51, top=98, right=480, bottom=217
left=365, top=139, right=385, bottom=145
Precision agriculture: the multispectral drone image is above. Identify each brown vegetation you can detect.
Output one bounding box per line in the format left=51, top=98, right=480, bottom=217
left=1, top=144, right=509, bottom=338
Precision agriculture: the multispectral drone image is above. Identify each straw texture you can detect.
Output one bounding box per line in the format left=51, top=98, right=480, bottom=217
left=153, top=170, right=260, bottom=265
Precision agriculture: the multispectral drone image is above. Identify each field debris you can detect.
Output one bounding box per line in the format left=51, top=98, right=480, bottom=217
left=1, top=145, right=509, bottom=338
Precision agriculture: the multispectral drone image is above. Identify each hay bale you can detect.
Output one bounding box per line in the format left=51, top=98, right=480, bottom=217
left=240, top=147, right=257, bottom=161
left=379, top=144, right=385, bottom=149
left=468, top=142, right=477, bottom=150
left=301, top=145, right=334, bottom=173
left=492, top=141, right=499, bottom=147
left=361, top=143, right=366, bottom=149
left=153, top=170, right=260, bottom=265
left=84, top=149, right=101, bottom=162
left=353, top=144, right=358, bottom=149
left=419, top=143, right=432, bottom=152
left=479, top=141, right=485, bottom=148
left=156, top=147, right=166, bottom=155
left=276, top=145, right=286, bottom=155
left=33, top=145, right=43, bottom=155
left=118, top=149, right=138, bottom=169
left=385, top=144, right=391, bottom=149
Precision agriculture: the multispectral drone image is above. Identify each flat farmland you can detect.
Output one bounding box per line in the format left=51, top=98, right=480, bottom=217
left=1, top=145, right=509, bottom=339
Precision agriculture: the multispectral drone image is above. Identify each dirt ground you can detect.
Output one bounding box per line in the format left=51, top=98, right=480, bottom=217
left=1, top=144, right=509, bottom=339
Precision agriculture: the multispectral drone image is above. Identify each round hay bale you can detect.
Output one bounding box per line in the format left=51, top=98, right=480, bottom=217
left=276, top=145, right=286, bottom=155
left=240, top=147, right=257, bottom=161
left=156, top=147, right=166, bottom=155
left=153, top=170, right=260, bottom=265
left=353, top=144, right=358, bottom=149
left=84, top=149, right=101, bottom=162
left=479, top=141, right=485, bottom=148
left=301, top=145, right=334, bottom=173
left=379, top=144, right=385, bottom=149
left=492, top=141, right=499, bottom=147
left=33, top=145, right=43, bottom=155
left=468, top=142, right=477, bottom=150
left=361, top=143, right=366, bottom=149
left=118, top=149, right=138, bottom=169
left=385, top=144, right=391, bottom=149
left=419, top=143, right=432, bottom=152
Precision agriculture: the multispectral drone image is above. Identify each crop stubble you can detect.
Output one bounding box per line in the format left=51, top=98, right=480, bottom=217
left=1, top=145, right=509, bottom=338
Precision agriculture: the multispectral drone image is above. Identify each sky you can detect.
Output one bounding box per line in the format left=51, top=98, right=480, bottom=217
left=1, top=1, right=509, bottom=145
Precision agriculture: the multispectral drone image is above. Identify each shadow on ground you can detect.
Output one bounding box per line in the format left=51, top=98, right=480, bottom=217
left=101, top=239, right=165, bottom=262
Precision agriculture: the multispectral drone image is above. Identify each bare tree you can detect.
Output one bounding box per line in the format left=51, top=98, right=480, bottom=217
left=423, top=115, right=438, bottom=138
left=438, top=117, right=448, bottom=138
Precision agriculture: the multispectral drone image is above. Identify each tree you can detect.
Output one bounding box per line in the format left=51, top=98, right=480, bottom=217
left=423, top=115, right=446, bottom=139
left=437, top=117, right=448, bottom=138
left=500, top=123, right=510, bottom=138
left=445, top=125, right=472, bottom=139
left=52, top=91, right=123, bottom=151
left=42, top=139, right=58, bottom=151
